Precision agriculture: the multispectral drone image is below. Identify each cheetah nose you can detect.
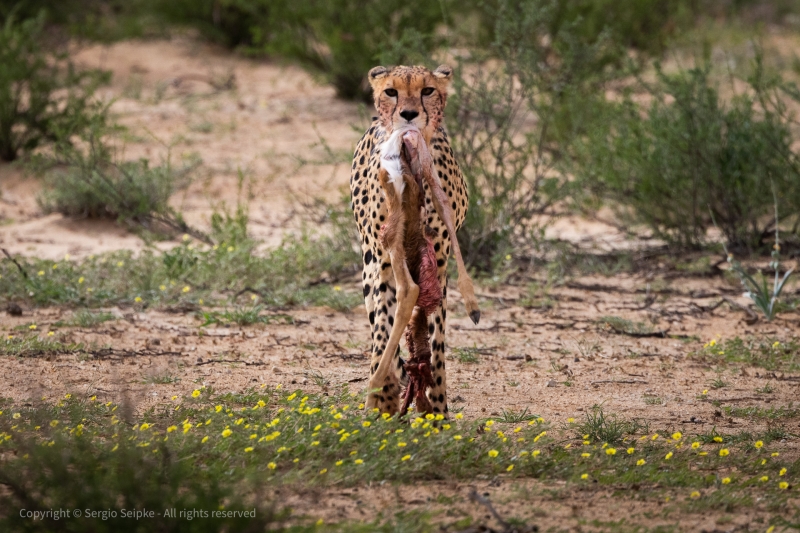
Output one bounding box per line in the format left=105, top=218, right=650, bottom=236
left=399, top=110, right=419, bottom=122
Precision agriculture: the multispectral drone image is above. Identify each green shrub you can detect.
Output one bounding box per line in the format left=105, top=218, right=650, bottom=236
left=471, top=0, right=695, bottom=57
left=447, top=0, right=622, bottom=272
left=145, top=0, right=266, bottom=47
left=576, top=57, right=800, bottom=251
left=148, top=0, right=446, bottom=101
left=36, top=123, right=199, bottom=238
left=0, top=11, right=109, bottom=161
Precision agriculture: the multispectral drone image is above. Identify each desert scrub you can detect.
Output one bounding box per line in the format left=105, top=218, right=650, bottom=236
left=197, top=305, right=294, bottom=327
left=0, top=11, right=109, bottom=161
left=575, top=56, right=800, bottom=251
left=4, top=174, right=359, bottom=309
left=35, top=123, right=201, bottom=239
left=0, top=227, right=359, bottom=310
left=720, top=198, right=794, bottom=322
left=0, top=388, right=795, bottom=530
left=0, top=333, right=83, bottom=357
left=694, top=337, right=800, bottom=372
left=447, top=0, right=624, bottom=271
left=150, top=0, right=446, bottom=101
left=52, top=309, right=116, bottom=328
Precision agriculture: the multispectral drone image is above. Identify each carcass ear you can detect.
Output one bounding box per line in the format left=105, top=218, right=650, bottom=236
left=433, top=65, right=453, bottom=81
left=368, top=66, right=389, bottom=89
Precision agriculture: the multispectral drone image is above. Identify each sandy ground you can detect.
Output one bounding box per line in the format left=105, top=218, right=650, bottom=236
left=3, top=275, right=798, bottom=431
left=1, top=38, right=799, bottom=531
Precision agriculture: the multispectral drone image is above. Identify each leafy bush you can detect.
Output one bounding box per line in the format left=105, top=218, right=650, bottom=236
left=36, top=123, right=199, bottom=238
left=145, top=0, right=266, bottom=47
left=447, top=0, right=622, bottom=271
left=576, top=57, right=800, bottom=251
left=471, top=0, right=695, bottom=57
left=0, top=11, right=109, bottom=161
left=148, top=0, right=445, bottom=101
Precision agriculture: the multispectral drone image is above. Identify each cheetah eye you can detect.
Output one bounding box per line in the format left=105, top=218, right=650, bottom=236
left=384, top=88, right=398, bottom=97
left=421, top=87, right=435, bottom=96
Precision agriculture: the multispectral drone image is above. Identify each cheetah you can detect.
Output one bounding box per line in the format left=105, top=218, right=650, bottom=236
left=350, top=64, right=479, bottom=416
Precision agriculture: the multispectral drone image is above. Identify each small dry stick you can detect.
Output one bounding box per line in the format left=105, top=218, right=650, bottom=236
left=2, top=248, right=28, bottom=279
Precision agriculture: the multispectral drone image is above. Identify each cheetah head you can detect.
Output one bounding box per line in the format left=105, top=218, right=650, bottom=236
left=368, top=64, right=452, bottom=140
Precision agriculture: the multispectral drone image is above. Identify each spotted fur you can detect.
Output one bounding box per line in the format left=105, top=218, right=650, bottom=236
left=350, top=65, right=469, bottom=415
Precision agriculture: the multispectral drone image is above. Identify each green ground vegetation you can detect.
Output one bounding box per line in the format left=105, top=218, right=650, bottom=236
left=0, top=387, right=795, bottom=531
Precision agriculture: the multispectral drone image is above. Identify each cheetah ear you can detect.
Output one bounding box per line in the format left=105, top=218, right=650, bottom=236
left=368, top=66, right=389, bottom=89
left=433, top=65, right=453, bottom=81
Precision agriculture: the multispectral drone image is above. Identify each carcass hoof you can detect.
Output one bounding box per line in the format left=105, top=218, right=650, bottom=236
left=469, top=309, right=481, bottom=325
